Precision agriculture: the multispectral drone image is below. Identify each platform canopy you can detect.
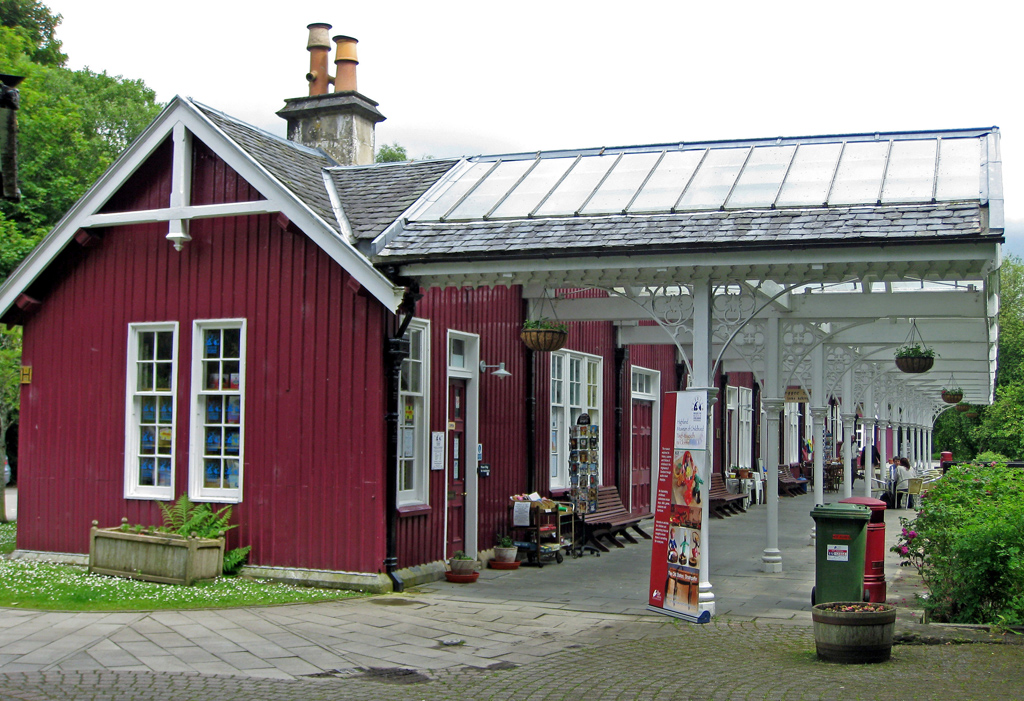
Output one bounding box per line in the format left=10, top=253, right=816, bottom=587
left=373, top=127, right=1004, bottom=411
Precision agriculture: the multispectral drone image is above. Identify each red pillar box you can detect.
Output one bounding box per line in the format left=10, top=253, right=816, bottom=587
left=839, top=496, right=887, bottom=602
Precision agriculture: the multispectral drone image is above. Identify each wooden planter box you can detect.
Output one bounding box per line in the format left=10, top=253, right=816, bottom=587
left=89, top=522, right=224, bottom=586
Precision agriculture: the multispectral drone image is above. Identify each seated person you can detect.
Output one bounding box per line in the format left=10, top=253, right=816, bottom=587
left=895, top=457, right=917, bottom=508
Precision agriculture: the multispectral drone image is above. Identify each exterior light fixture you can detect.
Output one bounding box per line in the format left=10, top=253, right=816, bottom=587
left=479, top=360, right=511, bottom=379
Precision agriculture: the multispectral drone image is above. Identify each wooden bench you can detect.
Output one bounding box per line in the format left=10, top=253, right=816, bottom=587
left=778, top=466, right=808, bottom=496
left=581, top=486, right=651, bottom=552
left=708, top=473, right=747, bottom=518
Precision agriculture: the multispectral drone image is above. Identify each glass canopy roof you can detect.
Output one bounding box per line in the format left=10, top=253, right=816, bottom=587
left=408, top=130, right=991, bottom=223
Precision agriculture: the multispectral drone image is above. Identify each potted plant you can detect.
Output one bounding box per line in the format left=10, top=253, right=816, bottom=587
left=445, top=550, right=479, bottom=582
left=490, top=535, right=520, bottom=569
left=811, top=602, right=897, bottom=663
left=894, top=344, right=935, bottom=373
left=940, top=386, right=963, bottom=404
left=955, top=402, right=971, bottom=413
left=520, top=318, right=568, bottom=352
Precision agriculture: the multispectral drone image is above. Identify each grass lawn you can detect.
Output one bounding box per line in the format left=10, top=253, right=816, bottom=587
left=0, top=522, right=365, bottom=611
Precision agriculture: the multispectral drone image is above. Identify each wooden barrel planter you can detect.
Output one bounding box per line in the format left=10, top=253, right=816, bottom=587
left=894, top=356, right=934, bottom=373
left=812, top=602, right=897, bottom=663
left=521, top=328, right=568, bottom=352
left=941, top=390, right=963, bottom=404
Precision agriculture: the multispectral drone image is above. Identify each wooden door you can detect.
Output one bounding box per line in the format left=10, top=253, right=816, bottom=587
left=630, top=399, right=654, bottom=516
left=446, top=378, right=467, bottom=556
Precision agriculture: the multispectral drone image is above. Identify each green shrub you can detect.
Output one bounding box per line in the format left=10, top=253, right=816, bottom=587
left=973, top=451, right=1010, bottom=465
left=892, top=463, right=1024, bottom=624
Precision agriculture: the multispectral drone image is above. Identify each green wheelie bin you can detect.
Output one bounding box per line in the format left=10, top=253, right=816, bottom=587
left=810, top=503, right=871, bottom=605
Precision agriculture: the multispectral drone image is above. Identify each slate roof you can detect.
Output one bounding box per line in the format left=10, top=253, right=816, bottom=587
left=193, top=101, right=340, bottom=232
left=374, top=202, right=985, bottom=262
left=327, top=159, right=459, bottom=240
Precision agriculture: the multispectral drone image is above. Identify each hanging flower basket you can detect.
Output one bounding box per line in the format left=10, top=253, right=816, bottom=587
left=941, top=389, right=963, bottom=404
left=894, top=355, right=934, bottom=373
left=965, top=411, right=978, bottom=418
left=894, top=321, right=935, bottom=374
left=955, top=403, right=970, bottom=413
left=521, top=319, right=568, bottom=352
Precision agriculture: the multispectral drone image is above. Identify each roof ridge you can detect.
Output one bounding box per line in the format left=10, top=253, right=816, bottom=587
left=326, top=157, right=462, bottom=172
left=470, top=126, right=1000, bottom=162
left=188, top=98, right=333, bottom=163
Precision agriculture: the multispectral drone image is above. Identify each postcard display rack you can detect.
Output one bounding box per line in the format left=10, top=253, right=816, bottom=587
left=570, top=415, right=600, bottom=516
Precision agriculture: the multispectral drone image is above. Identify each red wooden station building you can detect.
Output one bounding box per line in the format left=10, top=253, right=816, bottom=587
left=0, top=25, right=1001, bottom=599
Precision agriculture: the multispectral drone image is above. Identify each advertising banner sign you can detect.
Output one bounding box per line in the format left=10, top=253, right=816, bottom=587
left=648, top=391, right=711, bottom=623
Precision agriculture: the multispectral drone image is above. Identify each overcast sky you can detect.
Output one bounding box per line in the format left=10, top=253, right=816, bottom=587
left=51, top=0, right=1022, bottom=256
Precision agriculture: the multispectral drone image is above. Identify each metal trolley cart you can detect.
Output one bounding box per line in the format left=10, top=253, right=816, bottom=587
left=511, top=500, right=565, bottom=566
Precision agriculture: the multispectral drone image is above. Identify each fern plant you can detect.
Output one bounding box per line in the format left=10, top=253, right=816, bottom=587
left=152, top=494, right=250, bottom=575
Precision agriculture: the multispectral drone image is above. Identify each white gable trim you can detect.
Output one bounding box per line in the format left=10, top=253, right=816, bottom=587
left=0, top=96, right=405, bottom=318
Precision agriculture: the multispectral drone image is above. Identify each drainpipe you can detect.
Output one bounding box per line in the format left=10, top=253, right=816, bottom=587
left=383, top=285, right=421, bottom=592
left=614, top=346, right=628, bottom=496
left=525, top=349, right=536, bottom=493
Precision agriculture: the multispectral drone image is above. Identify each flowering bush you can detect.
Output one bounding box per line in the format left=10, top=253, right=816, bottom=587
left=891, top=463, right=1024, bottom=624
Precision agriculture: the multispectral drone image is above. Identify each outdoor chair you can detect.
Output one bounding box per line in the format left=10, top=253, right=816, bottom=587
left=898, top=478, right=924, bottom=509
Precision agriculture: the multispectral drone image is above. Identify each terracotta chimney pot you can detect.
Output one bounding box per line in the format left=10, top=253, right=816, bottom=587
left=306, top=23, right=333, bottom=96
left=333, top=35, right=358, bottom=93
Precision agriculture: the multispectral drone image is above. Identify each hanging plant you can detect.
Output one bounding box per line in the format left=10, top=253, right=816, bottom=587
left=955, top=402, right=970, bottom=413
left=941, top=389, right=963, bottom=404
left=894, top=321, right=935, bottom=374
left=964, top=411, right=978, bottom=418
left=521, top=318, right=568, bottom=352
left=940, top=375, right=963, bottom=404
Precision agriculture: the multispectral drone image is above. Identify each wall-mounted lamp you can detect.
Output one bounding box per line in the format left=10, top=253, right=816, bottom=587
left=480, top=360, right=511, bottom=379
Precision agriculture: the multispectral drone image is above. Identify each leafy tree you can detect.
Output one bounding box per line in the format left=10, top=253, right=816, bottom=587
left=0, top=23, right=162, bottom=281
left=0, top=0, right=65, bottom=66
left=375, top=142, right=408, bottom=163
left=995, top=254, right=1024, bottom=387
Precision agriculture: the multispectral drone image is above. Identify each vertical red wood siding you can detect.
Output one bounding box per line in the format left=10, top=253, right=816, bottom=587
left=17, top=143, right=389, bottom=574
left=401, top=285, right=530, bottom=564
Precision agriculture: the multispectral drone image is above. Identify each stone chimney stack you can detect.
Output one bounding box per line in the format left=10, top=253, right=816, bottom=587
left=277, top=23, right=385, bottom=166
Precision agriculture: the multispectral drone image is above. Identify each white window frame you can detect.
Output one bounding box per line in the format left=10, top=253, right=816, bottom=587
left=124, top=322, right=179, bottom=500
left=737, top=386, right=753, bottom=469
left=550, top=350, right=602, bottom=490
left=189, top=319, right=247, bottom=503
left=398, top=318, right=431, bottom=507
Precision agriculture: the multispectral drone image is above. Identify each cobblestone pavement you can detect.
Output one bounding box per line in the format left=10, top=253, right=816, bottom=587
left=1, top=620, right=1022, bottom=700
left=3, top=491, right=1022, bottom=699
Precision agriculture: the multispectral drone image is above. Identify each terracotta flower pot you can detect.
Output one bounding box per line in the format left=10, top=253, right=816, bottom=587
left=493, top=546, right=519, bottom=563
left=894, top=356, right=934, bottom=373
left=444, top=571, right=479, bottom=583
left=520, top=328, right=568, bottom=352
left=449, top=558, right=477, bottom=573
left=812, top=602, right=897, bottom=663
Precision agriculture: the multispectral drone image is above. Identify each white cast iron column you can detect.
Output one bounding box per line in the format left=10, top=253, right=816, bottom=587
left=809, top=344, right=826, bottom=543
left=840, top=369, right=855, bottom=499
left=690, top=280, right=716, bottom=616
left=762, top=316, right=783, bottom=573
